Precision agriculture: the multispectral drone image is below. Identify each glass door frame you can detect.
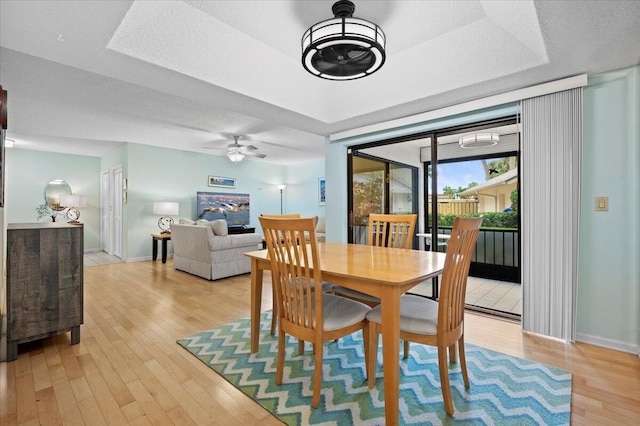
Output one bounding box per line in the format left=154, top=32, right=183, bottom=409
left=347, top=149, right=419, bottom=245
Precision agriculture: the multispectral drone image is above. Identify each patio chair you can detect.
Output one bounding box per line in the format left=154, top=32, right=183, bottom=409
left=365, top=216, right=483, bottom=415
left=259, top=216, right=372, bottom=408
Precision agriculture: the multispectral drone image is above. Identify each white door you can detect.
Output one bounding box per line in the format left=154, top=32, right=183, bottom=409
left=100, top=170, right=112, bottom=254
left=113, top=166, right=123, bottom=258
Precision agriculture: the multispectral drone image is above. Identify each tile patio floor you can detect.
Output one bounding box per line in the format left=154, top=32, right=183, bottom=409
left=410, top=276, right=521, bottom=316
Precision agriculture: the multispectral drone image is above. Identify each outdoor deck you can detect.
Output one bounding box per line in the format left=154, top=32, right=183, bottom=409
left=411, top=276, right=521, bottom=316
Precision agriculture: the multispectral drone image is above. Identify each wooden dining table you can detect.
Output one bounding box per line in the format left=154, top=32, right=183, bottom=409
left=245, top=242, right=447, bottom=426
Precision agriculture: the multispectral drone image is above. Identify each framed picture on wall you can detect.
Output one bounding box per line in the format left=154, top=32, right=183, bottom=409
left=208, top=175, right=236, bottom=188
left=318, top=177, right=326, bottom=206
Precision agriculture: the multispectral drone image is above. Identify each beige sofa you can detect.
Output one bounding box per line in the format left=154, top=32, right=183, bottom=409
left=171, top=220, right=262, bottom=280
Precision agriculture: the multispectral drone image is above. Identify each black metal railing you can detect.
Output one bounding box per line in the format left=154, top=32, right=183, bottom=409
left=351, top=225, right=520, bottom=283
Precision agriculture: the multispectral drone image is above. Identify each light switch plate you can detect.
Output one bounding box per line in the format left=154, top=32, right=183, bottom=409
left=595, top=196, right=608, bottom=211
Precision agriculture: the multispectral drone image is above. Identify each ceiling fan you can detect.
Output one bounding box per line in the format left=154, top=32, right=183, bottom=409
left=202, top=135, right=267, bottom=163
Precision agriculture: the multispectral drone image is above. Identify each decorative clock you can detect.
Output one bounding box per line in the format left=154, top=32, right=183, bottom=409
left=158, top=216, right=174, bottom=233
left=66, top=207, right=81, bottom=223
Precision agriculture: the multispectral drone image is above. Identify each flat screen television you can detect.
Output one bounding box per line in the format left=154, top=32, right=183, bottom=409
left=196, top=191, right=250, bottom=227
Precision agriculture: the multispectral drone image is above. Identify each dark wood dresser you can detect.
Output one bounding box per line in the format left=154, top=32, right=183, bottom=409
left=6, top=222, right=84, bottom=361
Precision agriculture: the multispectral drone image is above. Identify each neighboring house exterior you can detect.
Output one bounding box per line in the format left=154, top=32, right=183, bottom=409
left=459, top=168, right=518, bottom=212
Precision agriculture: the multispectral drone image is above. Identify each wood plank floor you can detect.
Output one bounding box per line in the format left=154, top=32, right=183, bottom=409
left=2, top=260, right=639, bottom=425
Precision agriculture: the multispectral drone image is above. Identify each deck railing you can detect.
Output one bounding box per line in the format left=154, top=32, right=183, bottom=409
left=351, top=225, right=520, bottom=283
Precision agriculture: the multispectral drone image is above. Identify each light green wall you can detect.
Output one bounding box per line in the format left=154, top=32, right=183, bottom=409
left=121, top=144, right=326, bottom=261
left=325, top=70, right=640, bottom=353
left=4, top=144, right=325, bottom=261
left=5, top=149, right=101, bottom=249
left=577, top=66, right=640, bottom=352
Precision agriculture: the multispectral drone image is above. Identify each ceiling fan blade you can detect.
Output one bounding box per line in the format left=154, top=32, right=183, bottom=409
left=242, top=145, right=258, bottom=151
left=243, top=151, right=266, bottom=158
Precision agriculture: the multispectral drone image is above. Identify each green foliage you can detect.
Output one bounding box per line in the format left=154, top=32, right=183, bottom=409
left=35, top=203, right=59, bottom=222
left=487, top=158, right=511, bottom=176
left=429, top=211, right=518, bottom=229
left=353, top=171, right=384, bottom=225
left=510, top=189, right=518, bottom=212
left=442, top=182, right=478, bottom=199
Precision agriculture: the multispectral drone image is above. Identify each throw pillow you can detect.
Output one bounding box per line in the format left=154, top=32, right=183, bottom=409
left=179, top=218, right=196, bottom=225
left=209, top=219, right=228, bottom=236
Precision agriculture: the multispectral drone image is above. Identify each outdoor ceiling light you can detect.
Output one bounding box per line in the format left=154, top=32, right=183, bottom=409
left=459, top=133, right=500, bottom=149
left=302, top=0, right=386, bottom=81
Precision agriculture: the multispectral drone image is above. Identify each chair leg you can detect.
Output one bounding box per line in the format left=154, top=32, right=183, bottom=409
left=276, top=330, right=286, bottom=386
left=437, top=345, right=454, bottom=416
left=458, top=336, right=470, bottom=388
left=312, top=341, right=323, bottom=408
left=362, top=322, right=370, bottom=382
left=367, top=323, right=379, bottom=389
left=448, top=342, right=457, bottom=364
left=403, top=340, right=410, bottom=359
left=298, top=339, right=305, bottom=355
left=270, top=290, right=277, bottom=335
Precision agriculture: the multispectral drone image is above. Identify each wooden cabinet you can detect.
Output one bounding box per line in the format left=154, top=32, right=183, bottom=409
left=6, top=223, right=84, bottom=361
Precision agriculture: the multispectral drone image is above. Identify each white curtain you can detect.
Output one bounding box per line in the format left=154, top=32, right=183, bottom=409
left=520, top=88, right=582, bottom=341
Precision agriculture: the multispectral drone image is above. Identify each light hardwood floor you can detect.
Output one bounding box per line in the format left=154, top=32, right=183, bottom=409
left=2, top=260, right=639, bottom=425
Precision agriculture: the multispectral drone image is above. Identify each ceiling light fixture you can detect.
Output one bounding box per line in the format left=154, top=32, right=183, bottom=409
left=301, top=0, right=386, bottom=81
left=459, top=133, right=500, bottom=149
left=227, top=151, right=245, bottom=163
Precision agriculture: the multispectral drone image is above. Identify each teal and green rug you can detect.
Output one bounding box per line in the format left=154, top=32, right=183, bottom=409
left=177, top=311, right=571, bottom=425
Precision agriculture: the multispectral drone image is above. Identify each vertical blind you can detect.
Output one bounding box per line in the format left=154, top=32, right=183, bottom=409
left=520, top=88, right=582, bottom=341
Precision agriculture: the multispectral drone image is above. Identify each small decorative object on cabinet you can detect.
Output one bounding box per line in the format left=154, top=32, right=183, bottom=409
left=6, top=222, right=84, bottom=361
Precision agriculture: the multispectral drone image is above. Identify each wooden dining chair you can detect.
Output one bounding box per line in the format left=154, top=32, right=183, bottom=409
left=260, top=214, right=332, bottom=336
left=259, top=216, right=372, bottom=408
left=334, top=213, right=417, bottom=307
left=368, top=213, right=417, bottom=249
left=365, top=216, right=483, bottom=416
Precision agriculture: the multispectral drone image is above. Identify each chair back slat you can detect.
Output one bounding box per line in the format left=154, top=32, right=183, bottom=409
left=260, top=217, right=322, bottom=332
left=368, top=213, right=417, bottom=249
left=438, top=217, right=483, bottom=336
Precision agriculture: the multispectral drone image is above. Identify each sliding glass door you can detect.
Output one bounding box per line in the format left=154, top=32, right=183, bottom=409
left=347, top=151, right=418, bottom=245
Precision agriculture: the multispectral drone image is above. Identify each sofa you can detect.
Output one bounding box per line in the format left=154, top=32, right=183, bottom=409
left=171, top=220, right=262, bottom=280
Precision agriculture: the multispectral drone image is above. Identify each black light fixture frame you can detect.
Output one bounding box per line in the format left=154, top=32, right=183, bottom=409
left=301, top=0, right=386, bottom=81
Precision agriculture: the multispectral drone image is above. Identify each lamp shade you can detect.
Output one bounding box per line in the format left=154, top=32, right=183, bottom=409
left=59, top=194, right=87, bottom=208
left=153, top=201, right=179, bottom=216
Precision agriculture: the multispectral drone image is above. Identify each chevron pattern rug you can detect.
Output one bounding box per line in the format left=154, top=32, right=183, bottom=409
left=177, top=311, right=571, bottom=425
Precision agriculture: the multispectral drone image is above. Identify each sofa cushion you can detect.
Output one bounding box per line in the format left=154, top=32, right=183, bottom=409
left=195, top=219, right=228, bottom=236
left=208, top=233, right=262, bottom=251
left=179, top=218, right=196, bottom=224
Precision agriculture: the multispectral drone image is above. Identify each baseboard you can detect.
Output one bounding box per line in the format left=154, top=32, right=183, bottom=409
left=575, top=332, right=640, bottom=355
left=83, top=248, right=102, bottom=253
left=126, top=255, right=174, bottom=263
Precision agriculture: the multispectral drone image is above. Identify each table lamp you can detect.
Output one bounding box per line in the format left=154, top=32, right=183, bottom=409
left=153, top=201, right=179, bottom=234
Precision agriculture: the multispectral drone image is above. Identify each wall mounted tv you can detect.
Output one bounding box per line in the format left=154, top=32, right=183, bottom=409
left=196, top=192, right=250, bottom=226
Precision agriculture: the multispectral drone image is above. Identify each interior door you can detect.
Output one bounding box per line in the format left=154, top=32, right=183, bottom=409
left=100, top=170, right=112, bottom=254
left=112, top=166, right=123, bottom=258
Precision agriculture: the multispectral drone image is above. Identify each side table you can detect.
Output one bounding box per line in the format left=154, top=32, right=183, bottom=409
left=151, top=233, right=171, bottom=263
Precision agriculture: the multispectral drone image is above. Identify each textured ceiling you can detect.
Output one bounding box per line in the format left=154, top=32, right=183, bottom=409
left=0, top=0, right=639, bottom=164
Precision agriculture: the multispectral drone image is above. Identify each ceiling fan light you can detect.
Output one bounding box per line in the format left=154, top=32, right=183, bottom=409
left=301, top=0, right=386, bottom=81
left=459, top=133, right=500, bottom=149
left=227, top=151, right=245, bottom=163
